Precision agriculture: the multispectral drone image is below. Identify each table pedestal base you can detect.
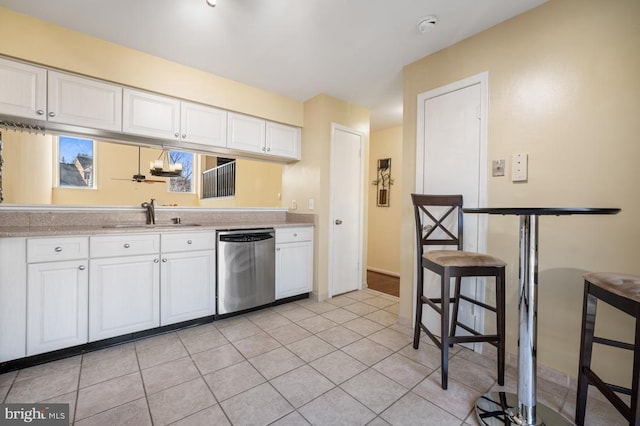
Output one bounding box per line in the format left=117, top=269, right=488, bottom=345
left=475, top=392, right=572, bottom=426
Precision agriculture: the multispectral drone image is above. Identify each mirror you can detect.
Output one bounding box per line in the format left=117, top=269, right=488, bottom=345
left=0, top=130, right=283, bottom=208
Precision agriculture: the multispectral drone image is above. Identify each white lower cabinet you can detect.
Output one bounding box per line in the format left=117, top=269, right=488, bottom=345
left=161, top=251, right=215, bottom=325
left=27, top=260, right=88, bottom=355
left=89, top=234, right=161, bottom=342
left=160, top=231, right=216, bottom=326
left=276, top=227, right=313, bottom=299
left=0, top=238, right=27, bottom=363
left=25, top=236, right=89, bottom=356
left=89, top=254, right=160, bottom=341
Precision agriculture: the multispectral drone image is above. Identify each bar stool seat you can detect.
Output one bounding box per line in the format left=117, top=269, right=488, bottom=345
left=576, top=272, right=640, bottom=426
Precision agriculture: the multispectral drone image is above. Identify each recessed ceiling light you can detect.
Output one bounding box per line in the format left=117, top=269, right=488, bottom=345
left=206, top=0, right=216, bottom=7
left=417, top=15, right=438, bottom=33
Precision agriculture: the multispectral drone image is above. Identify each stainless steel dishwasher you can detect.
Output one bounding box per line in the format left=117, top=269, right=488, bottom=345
left=216, top=228, right=275, bottom=315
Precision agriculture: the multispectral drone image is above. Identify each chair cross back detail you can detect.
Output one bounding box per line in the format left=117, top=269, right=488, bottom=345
left=413, top=194, right=464, bottom=250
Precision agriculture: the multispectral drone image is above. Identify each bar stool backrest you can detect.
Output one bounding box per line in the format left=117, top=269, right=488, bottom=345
left=411, top=194, right=464, bottom=257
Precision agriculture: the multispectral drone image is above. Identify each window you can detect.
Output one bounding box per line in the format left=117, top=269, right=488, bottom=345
left=169, top=150, right=194, bottom=193
left=58, top=136, right=96, bottom=188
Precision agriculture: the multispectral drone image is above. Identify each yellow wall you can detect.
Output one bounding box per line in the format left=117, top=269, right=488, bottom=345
left=283, top=94, right=369, bottom=300
left=367, top=126, right=402, bottom=276
left=199, top=159, right=283, bottom=208
left=401, top=0, right=639, bottom=382
left=0, top=7, right=302, bottom=127
left=2, top=132, right=53, bottom=204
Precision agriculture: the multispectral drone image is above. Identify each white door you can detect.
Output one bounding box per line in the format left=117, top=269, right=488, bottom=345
left=330, top=125, right=364, bottom=296
left=48, top=71, right=122, bottom=132
left=181, top=101, right=227, bottom=148
left=416, top=73, right=489, bottom=346
left=27, top=260, right=88, bottom=355
left=160, top=251, right=216, bottom=326
left=89, top=254, right=160, bottom=341
left=0, top=57, right=47, bottom=120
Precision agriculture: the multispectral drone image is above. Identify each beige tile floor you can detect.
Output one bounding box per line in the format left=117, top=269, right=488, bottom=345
left=0, top=289, right=628, bottom=425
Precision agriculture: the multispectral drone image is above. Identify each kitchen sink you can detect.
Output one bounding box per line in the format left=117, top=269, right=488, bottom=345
left=102, top=223, right=202, bottom=229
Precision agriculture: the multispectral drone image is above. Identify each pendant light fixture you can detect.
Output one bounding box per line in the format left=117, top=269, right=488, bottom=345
left=149, top=149, right=182, bottom=178
left=206, top=0, right=216, bottom=7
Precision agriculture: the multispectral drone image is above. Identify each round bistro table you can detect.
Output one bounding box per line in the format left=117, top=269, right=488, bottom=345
left=462, top=207, right=621, bottom=426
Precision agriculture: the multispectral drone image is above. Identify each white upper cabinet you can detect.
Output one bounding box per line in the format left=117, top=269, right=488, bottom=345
left=123, top=88, right=181, bottom=140
left=0, top=57, right=302, bottom=162
left=228, top=112, right=300, bottom=160
left=227, top=112, right=266, bottom=154
left=266, top=121, right=301, bottom=160
left=47, top=71, right=122, bottom=132
left=0, top=57, right=47, bottom=120
left=180, top=101, right=227, bottom=148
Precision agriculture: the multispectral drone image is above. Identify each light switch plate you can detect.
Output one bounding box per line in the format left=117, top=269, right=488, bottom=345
left=492, top=159, right=505, bottom=177
left=512, top=153, right=528, bottom=182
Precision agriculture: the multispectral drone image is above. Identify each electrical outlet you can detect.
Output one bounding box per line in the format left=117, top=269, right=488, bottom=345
left=291, top=200, right=297, bottom=210
left=308, top=199, right=314, bottom=210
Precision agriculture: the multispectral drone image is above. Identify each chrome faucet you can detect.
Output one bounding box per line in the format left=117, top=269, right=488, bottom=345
left=141, top=198, right=156, bottom=225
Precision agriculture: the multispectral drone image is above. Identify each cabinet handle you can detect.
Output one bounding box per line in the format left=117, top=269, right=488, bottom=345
left=124, top=243, right=130, bottom=248
left=182, top=133, right=187, bottom=139
left=187, top=240, right=192, bottom=244
left=276, top=247, right=280, bottom=251
left=54, top=246, right=63, bottom=252
left=293, top=233, right=298, bottom=237
left=162, top=258, right=168, bottom=263
left=174, top=132, right=180, bottom=138
left=78, top=265, right=86, bottom=271
left=154, top=258, right=159, bottom=263
left=48, top=112, right=56, bottom=117
left=267, top=147, right=271, bottom=152
left=262, top=147, right=266, bottom=152
left=36, top=109, right=45, bottom=116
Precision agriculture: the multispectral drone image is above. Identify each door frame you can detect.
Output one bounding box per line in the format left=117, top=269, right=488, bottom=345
left=414, top=71, right=490, bottom=348
left=328, top=123, right=365, bottom=297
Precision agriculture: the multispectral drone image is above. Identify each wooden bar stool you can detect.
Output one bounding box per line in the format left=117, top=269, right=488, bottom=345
left=411, top=193, right=506, bottom=390
left=576, top=272, right=640, bottom=426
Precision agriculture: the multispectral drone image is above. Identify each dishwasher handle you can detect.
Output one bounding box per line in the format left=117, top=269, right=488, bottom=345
left=219, top=233, right=274, bottom=243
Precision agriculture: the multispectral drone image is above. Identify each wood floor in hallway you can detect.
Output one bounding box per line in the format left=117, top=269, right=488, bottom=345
left=366, top=270, right=399, bottom=297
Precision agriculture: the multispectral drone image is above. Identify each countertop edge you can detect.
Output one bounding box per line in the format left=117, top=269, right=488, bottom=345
left=0, top=223, right=313, bottom=238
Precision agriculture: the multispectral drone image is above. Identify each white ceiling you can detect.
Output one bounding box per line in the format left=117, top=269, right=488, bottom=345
left=0, top=0, right=546, bottom=131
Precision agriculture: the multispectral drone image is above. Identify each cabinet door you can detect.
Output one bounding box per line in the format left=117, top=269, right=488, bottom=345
left=276, top=241, right=313, bottom=299
left=266, top=122, right=301, bottom=160
left=47, top=71, right=122, bottom=131
left=227, top=112, right=266, bottom=154
left=123, top=88, right=180, bottom=140
left=89, top=254, right=160, bottom=341
left=27, top=260, right=88, bottom=355
left=181, top=101, right=227, bottom=148
left=0, top=238, right=27, bottom=362
left=0, top=57, right=46, bottom=120
left=161, top=251, right=216, bottom=326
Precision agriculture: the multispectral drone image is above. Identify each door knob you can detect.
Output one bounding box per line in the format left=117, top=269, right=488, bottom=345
left=335, top=219, right=343, bottom=225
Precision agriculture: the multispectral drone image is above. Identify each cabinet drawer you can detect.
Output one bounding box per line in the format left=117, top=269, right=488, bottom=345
left=91, top=234, right=160, bottom=258
left=276, top=227, right=313, bottom=244
left=27, top=237, right=89, bottom=263
left=161, top=231, right=216, bottom=253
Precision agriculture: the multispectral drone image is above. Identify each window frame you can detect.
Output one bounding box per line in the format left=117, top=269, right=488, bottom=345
left=168, top=149, right=197, bottom=194
left=54, top=135, right=97, bottom=190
